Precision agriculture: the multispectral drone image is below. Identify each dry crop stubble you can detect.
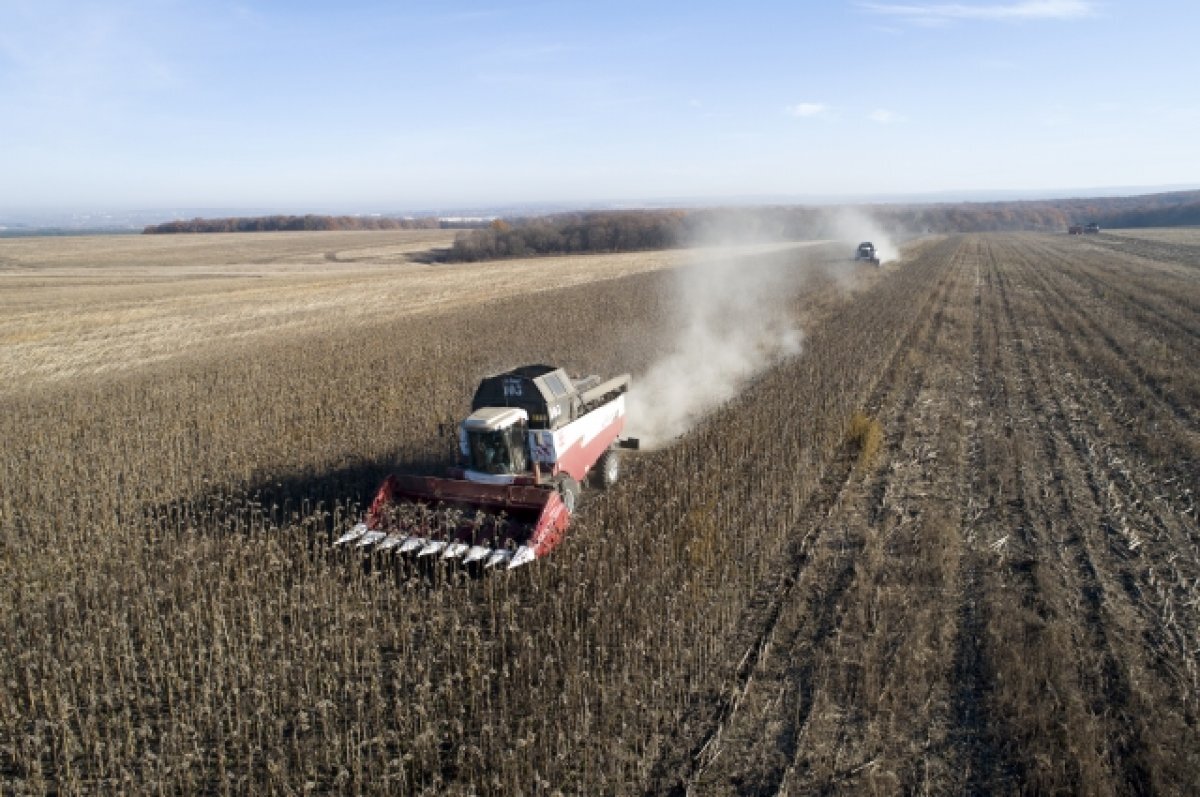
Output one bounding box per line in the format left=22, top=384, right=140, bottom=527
left=643, top=237, right=958, bottom=793
left=943, top=234, right=1198, bottom=794
left=1108, top=227, right=1200, bottom=246
left=5, top=231, right=1196, bottom=795
left=655, top=234, right=1200, bottom=796
left=0, top=230, right=701, bottom=389
left=2, top=235, right=878, bottom=794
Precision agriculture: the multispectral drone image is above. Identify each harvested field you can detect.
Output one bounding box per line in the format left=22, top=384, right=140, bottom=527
left=0, top=230, right=729, bottom=388
left=1107, top=226, right=1200, bottom=246
left=1083, top=228, right=1200, bottom=272
left=1, top=232, right=1197, bottom=795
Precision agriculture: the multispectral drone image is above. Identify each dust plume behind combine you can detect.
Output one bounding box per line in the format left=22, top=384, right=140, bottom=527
left=626, top=208, right=902, bottom=449
left=831, top=206, right=900, bottom=263
left=626, top=229, right=806, bottom=449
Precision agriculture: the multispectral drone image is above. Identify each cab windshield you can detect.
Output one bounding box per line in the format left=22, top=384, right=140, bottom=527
left=467, top=426, right=528, bottom=474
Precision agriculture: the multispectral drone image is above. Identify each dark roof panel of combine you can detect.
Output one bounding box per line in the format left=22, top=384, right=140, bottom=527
left=471, top=365, right=576, bottom=429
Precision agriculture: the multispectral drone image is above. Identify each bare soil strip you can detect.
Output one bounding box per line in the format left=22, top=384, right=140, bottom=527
left=700, top=246, right=964, bottom=792
left=649, top=233, right=1200, bottom=795
left=644, top=239, right=968, bottom=794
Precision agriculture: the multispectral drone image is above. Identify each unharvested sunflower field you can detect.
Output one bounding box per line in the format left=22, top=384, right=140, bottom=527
left=1, top=229, right=1198, bottom=795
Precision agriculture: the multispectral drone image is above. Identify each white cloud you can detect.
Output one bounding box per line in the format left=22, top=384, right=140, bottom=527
left=788, top=102, right=829, bottom=118
left=859, top=0, right=1096, bottom=23
left=868, top=109, right=899, bottom=123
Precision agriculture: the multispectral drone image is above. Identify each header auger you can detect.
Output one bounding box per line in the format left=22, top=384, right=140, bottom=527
left=335, top=364, right=638, bottom=569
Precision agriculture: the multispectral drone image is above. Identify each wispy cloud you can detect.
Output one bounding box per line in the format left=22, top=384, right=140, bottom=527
left=787, top=102, right=829, bottom=118
left=868, top=109, right=901, bottom=123
left=859, top=0, right=1096, bottom=24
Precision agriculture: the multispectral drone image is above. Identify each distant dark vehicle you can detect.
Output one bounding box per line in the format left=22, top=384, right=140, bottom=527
left=1068, top=225, right=1084, bottom=235
left=854, top=242, right=881, bottom=266
left=1084, top=222, right=1101, bottom=234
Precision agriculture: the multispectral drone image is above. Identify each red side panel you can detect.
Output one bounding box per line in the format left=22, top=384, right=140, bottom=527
left=527, top=492, right=571, bottom=558
left=554, top=414, right=625, bottom=483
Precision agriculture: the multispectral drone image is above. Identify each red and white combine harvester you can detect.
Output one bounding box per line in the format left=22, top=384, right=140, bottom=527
left=335, top=365, right=638, bottom=569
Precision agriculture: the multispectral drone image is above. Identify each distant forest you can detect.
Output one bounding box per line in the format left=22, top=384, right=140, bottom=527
left=442, top=190, right=1200, bottom=262
left=143, top=215, right=449, bottom=234
left=141, top=190, right=1200, bottom=262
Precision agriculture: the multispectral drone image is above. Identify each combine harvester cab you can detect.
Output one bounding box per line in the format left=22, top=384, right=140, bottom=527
left=854, top=241, right=881, bottom=266
left=335, top=364, right=637, bottom=569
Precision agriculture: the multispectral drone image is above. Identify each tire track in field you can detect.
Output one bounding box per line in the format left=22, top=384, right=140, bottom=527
left=1020, top=236, right=1200, bottom=420
left=979, top=243, right=1048, bottom=597
left=990, top=237, right=1159, bottom=792
left=948, top=239, right=1057, bottom=790
left=949, top=237, right=1122, bottom=791
left=1013, top=239, right=1198, bottom=508
left=773, top=266, right=955, bottom=792
left=772, top=239, right=989, bottom=794
left=1004, top=239, right=1200, bottom=728
left=1055, top=237, right=1200, bottom=341
left=998, top=266, right=1135, bottom=745
left=1009, top=239, right=1200, bottom=436
left=1008, top=239, right=1200, bottom=531
left=950, top=239, right=1000, bottom=792
left=678, top=241, right=963, bottom=795
left=1025, top=236, right=1200, bottom=786
left=643, top=237, right=960, bottom=797
left=1033, top=238, right=1200, bottom=656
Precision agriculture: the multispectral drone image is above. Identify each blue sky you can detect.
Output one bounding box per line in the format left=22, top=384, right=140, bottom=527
left=1, top=1, right=1197, bottom=211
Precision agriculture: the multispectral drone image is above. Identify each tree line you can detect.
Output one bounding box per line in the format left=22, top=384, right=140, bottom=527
left=444, top=212, right=688, bottom=261
left=143, top=215, right=447, bottom=234
left=440, top=190, right=1200, bottom=261
left=140, top=190, right=1200, bottom=257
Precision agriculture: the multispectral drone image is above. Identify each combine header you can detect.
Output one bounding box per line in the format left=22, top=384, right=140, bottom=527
left=335, top=365, right=637, bottom=569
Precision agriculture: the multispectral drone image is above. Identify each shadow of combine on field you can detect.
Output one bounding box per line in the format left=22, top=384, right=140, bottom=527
left=143, top=450, right=466, bottom=578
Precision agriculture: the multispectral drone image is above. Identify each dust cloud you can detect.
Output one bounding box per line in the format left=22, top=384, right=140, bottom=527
left=626, top=231, right=805, bottom=449
left=829, top=206, right=899, bottom=263
left=624, top=208, right=903, bottom=449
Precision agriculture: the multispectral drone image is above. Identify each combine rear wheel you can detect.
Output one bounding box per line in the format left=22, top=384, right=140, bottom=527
left=592, top=448, right=621, bottom=489
left=553, top=475, right=580, bottom=514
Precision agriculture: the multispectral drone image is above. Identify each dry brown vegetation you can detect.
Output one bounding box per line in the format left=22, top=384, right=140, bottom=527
left=1108, top=226, right=1200, bottom=246
left=2, top=230, right=1198, bottom=795
left=0, top=230, right=708, bottom=388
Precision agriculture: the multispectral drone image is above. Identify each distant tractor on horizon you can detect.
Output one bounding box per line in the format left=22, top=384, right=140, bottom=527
left=1069, top=225, right=1084, bottom=235
left=1084, top=222, right=1101, bottom=234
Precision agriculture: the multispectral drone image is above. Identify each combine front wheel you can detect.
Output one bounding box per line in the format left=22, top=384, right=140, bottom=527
left=553, top=475, right=581, bottom=513
left=592, top=448, right=621, bottom=489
